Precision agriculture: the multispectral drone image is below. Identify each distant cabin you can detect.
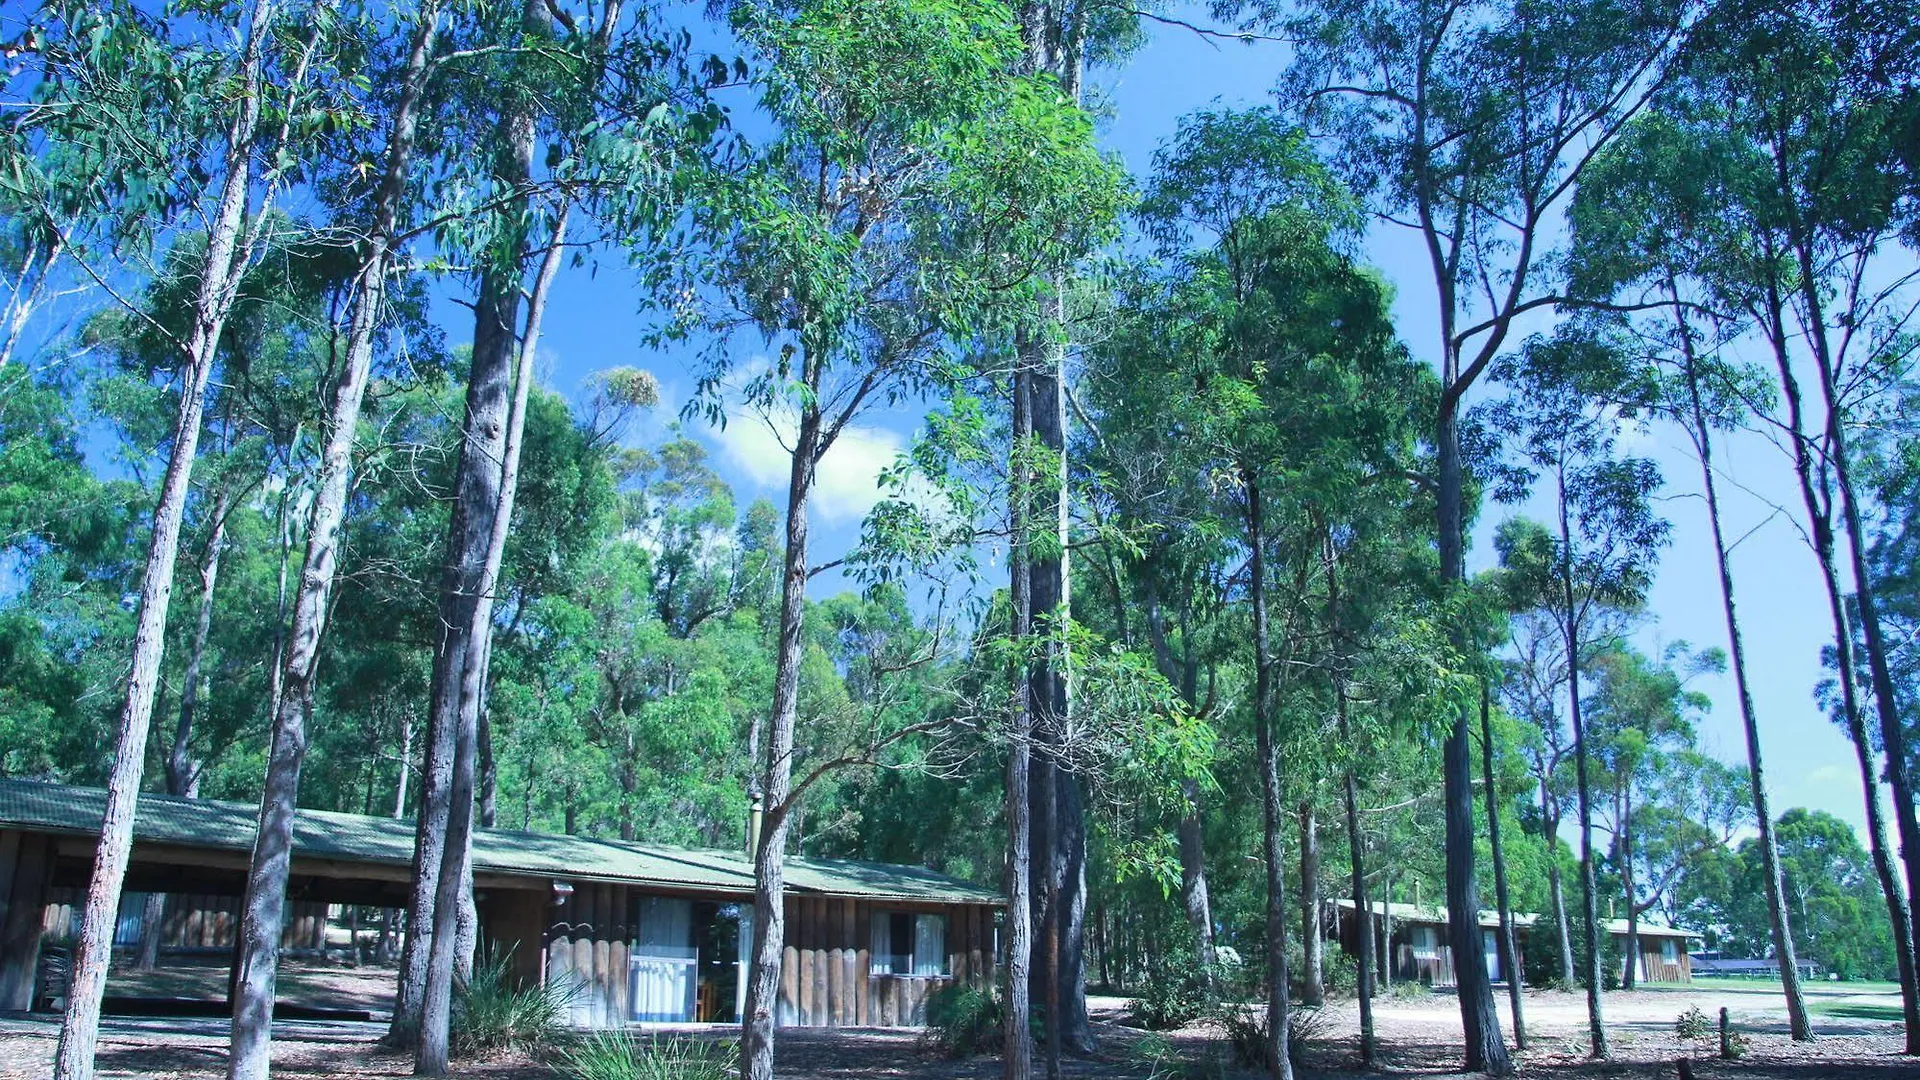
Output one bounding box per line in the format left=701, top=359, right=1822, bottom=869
left=0, top=779, right=1000, bottom=1028
left=1328, top=899, right=1701, bottom=987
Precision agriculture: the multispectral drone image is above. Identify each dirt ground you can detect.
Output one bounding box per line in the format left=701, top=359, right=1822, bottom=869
left=2, top=962, right=1917, bottom=1078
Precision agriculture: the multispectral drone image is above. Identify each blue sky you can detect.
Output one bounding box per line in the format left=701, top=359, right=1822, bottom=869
left=500, top=8, right=1883, bottom=840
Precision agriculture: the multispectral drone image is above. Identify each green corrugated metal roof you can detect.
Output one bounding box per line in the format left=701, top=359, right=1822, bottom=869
left=0, top=779, right=999, bottom=905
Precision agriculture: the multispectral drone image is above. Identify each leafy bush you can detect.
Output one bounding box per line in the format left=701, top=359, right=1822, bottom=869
left=1674, top=1005, right=1713, bottom=1045
left=451, top=946, right=572, bottom=1057
left=1129, top=965, right=1210, bottom=1030
left=1128, top=934, right=1213, bottom=1030
left=922, top=983, right=1003, bottom=1058
left=1325, top=954, right=1360, bottom=998
left=1520, top=911, right=1623, bottom=990
left=1385, top=980, right=1428, bottom=1001
left=563, top=1033, right=737, bottom=1080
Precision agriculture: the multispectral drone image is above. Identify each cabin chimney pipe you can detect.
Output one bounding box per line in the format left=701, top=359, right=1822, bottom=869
left=748, top=792, right=764, bottom=860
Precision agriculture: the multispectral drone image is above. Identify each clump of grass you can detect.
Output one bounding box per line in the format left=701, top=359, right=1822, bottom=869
left=564, top=1032, right=737, bottom=1080
left=451, top=946, right=573, bottom=1057
left=1128, top=1030, right=1187, bottom=1080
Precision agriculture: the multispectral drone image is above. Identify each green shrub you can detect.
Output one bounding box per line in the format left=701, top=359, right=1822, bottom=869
left=1385, top=980, right=1428, bottom=1001
left=451, top=946, right=572, bottom=1057
left=1129, top=967, right=1209, bottom=1030
left=1674, top=1005, right=1713, bottom=1045
left=1129, top=935, right=1212, bottom=1030
left=1325, top=954, right=1360, bottom=998
left=922, top=983, right=1004, bottom=1058
left=1521, top=911, right=1623, bottom=991
left=563, top=1033, right=737, bottom=1080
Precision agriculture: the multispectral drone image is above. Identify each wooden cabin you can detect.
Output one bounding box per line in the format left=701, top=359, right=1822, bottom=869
left=1329, top=899, right=1536, bottom=987
left=1609, top=918, right=1698, bottom=984
left=1329, top=898, right=1700, bottom=987
left=0, top=779, right=999, bottom=1027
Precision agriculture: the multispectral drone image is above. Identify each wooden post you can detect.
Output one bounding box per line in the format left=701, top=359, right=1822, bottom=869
left=855, top=901, right=870, bottom=1026
left=0, top=832, right=51, bottom=1011
left=1719, top=1006, right=1731, bottom=1059
left=571, top=885, right=596, bottom=1027
left=811, top=901, right=829, bottom=1027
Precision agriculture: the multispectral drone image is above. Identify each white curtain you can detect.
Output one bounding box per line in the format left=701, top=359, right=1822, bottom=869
left=736, top=905, right=754, bottom=1023
left=870, top=911, right=894, bottom=974
left=631, top=897, right=696, bottom=1022
left=913, top=914, right=946, bottom=977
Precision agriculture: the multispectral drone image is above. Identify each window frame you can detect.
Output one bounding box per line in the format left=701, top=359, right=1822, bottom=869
left=868, top=909, right=951, bottom=978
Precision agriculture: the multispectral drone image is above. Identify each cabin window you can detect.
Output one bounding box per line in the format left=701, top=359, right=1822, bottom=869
left=1410, top=925, right=1439, bottom=960
left=631, top=896, right=698, bottom=1022
left=870, top=911, right=948, bottom=976
left=1661, top=937, right=1679, bottom=963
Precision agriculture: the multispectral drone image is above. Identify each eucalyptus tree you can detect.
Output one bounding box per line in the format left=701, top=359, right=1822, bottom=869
left=1565, top=106, right=1823, bottom=1038
left=661, top=3, right=1120, bottom=1076
left=1669, top=0, right=1920, bottom=1005
left=1128, top=105, right=1435, bottom=1077
left=1216, top=0, right=1702, bottom=1061
left=1490, top=339, right=1670, bottom=1057
left=1583, top=642, right=1720, bottom=988
left=224, top=6, right=442, bottom=1073
left=12, top=3, right=351, bottom=1073
left=1563, top=0, right=1920, bottom=1036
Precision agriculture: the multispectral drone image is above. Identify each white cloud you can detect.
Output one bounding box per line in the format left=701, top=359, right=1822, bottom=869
left=712, top=410, right=907, bottom=525
left=1805, top=763, right=1850, bottom=787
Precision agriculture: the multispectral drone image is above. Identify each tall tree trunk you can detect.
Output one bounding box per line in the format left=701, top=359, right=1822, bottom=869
left=394, top=0, right=546, bottom=1054
left=1765, top=283, right=1920, bottom=1045
left=1003, top=352, right=1035, bottom=1080
left=740, top=408, right=820, bottom=1080
left=417, top=203, right=567, bottom=1077
left=1378, top=875, right=1393, bottom=993
left=1014, top=2, right=1090, bottom=1051
left=1244, top=467, right=1292, bottom=1080
left=51, top=3, right=274, bottom=1075
left=1299, top=802, right=1323, bottom=1006
left=1673, top=308, right=1817, bottom=1040
left=1142, top=582, right=1216, bottom=978
left=1541, top=786, right=1575, bottom=985
left=1621, top=791, right=1638, bottom=990
left=1341, top=768, right=1374, bottom=1062
left=1480, top=683, right=1525, bottom=1048
left=228, top=17, right=437, bottom=1077
left=1558, top=472, right=1607, bottom=1059
left=1435, top=404, right=1512, bottom=1073
left=166, top=488, right=233, bottom=799
left=1803, top=286, right=1920, bottom=990
left=1327, top=547, right=1374, bottom=1063
left=142, top=491, right=234, bottom=972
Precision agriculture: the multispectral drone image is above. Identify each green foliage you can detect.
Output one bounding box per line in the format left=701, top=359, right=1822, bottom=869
left=1674, top=1005, right=1713, bottom=1045
left=920, top=984, right=1003, bottom=1058
left=1126, top=950, right=1210, bottom=1030
left=563, top=1033, right=737, bottom=1080
left=450, top=947, right=572, bottom=1057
